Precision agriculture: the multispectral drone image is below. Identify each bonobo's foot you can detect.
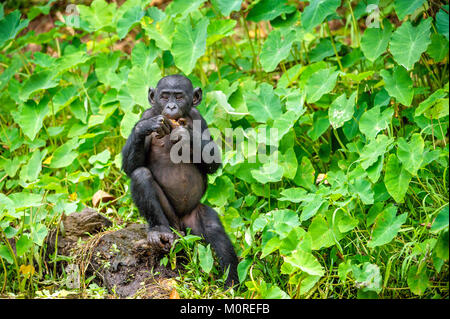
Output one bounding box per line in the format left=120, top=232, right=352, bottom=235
left=147, top=226, right=177, bottom=252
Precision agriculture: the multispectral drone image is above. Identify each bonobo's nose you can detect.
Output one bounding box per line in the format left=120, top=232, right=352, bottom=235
left=167, top=103, right=176, bottom=110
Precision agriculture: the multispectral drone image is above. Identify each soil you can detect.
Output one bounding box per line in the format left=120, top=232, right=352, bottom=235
left=46, top=207, right=179, bottom=298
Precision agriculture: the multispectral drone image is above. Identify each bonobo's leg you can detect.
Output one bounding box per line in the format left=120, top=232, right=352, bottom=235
left=130, top=167, right=178, bottom=250
left=182, top=204, right=239, bottom=287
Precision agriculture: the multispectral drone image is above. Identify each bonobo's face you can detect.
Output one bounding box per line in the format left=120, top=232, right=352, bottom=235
left=148, top=75, right=202, bottom=120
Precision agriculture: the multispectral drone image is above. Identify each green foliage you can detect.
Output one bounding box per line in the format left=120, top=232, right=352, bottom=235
left=0, top=0, right=448, bottom=299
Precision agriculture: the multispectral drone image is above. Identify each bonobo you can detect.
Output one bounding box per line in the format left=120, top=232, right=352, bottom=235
left=121, top=74, right=239, bottom=287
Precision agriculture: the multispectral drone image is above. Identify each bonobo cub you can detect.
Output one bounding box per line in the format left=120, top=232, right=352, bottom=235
left=121, top=75, right=239, bottom=287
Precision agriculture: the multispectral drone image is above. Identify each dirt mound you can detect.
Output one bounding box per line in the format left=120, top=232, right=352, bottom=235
left=46, top=207, right=178, bottom=298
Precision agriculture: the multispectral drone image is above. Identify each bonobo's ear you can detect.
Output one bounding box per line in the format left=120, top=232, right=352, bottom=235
left=192, top=87, right=202, bottom=107
left=148, top=87, right=156, bottom=106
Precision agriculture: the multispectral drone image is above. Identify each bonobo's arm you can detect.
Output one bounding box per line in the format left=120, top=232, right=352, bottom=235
left=122, top=108, right=170, bottom=176
left=189, top=108, right=222, bottom=175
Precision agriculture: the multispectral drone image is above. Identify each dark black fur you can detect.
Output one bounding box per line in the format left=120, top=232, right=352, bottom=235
left=122, top=75, right=238, bottom=287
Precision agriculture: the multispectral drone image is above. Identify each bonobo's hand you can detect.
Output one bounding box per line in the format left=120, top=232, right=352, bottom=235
left=170, top=125, right=191, bottom=143
left=135, top=115, right=171, bottom=138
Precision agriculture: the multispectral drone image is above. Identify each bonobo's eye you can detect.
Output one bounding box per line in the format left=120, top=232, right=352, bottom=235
left=160, top=93, right=169, bottom=101
left=176, top=94, right=184, bottom=101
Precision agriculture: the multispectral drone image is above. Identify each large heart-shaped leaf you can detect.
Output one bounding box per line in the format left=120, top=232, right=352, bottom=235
left=283, top=249, right=324, bottom=277
left=380, top=66, right=414, bottom=106
left=247, top=83, right=282, bottom=123
left=127, top=62, right=161, bottom=107
left=329, top=91, right=357, bottom=129
left=116, top=5, right=144, bottom=39
left=384, top=154, right=412, bottom=203
left=305, top=68, right=339, bottom=103
left=12, top=99, right=50, bottom=141
left=359, top=106, right=394, bottom=140
left=389, top=18, right=431, bottom=70
left=368, top=205, right=407, bottom=248
left=436, top=5, right=449, bottom=40
left=260, top=29, right=296, bottom=72
left=301, top=0, right=341, bottom=31
left=247, top=0, right=295, bottom=22
left=171, top=17, right=209, bottom=75
left=394, top=0, right=426, bottom=20
left=396, top=133, right=424, bottom=176
left=77, top=0, right=115, bottom=32
left=361, top=22, right=393, bottom=62
left=0, top=10, right=29, bottom=48
left=211, top=0, right=242, bottom=16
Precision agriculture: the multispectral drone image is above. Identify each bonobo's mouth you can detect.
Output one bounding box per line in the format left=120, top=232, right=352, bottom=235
left=162, top=110, right=182, bottom=120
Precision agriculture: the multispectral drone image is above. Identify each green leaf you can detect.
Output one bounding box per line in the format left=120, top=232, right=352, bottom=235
left=359, top=134, right=394, bottom=170
left=396, top=133, right=424, bottom=175
left=301, top=0, right=340, bottom=31
left=359, top=106, right=394, bottom=139
left=261, top=237, right=281, bottom=258
left=436, top=6, right=449, bottom=40
left=260, top=29, right=296, bottom=72
left=389, top=18, right=432, bottom=70
left=31, top=223, right=48, bottom=246
left=251, top=161, right=284, bottom=184
left=360, top=22, right=393, bottom=62
left=349, top=177, right=374, bottom=205
left=117, top=5, right=144, bottom=39
left=127, top=63, right=161, bottom=107
left=165, top=0, right=206, bottom=17
left=307, top=110, right=329, bottom=141
left=9, top=192, right=43, bottom=210
left=49, top=138, right=82, bottom=169
left=206, top=19, right=236, bottom=46
left=280, top=148, right=298, bottom=180
left=427, top=33, right=449, bottom=62
left=211, top=0, right=242, bottom=16
left=142, top=16, right=173, bottom=51
left=368, top=205, right=407, bottom=248
left=407, top=266, right=429, bottom=296
left=247, top=83, right=282, bottom=123
left=305, top=68, right=339, bottom=103
left=279, top=188, right=308, bottom=203
left=329, top=91, right=357, bottom=129
left=197, top=244, right=214, bottom=273
left=206, top=175, right=235, bottom=207
left=0, top=245, right=14, bottom=264
left=20, top=70, right=60, bottom=102
left=430, top=206, right=449, bottom=234
left=394, top=0, right=426, bottom=20
left=12, top=99, right=50, bottom=141
left=0, top=10, right=29, bottom=48
left=131, top=41, right=158, bottom=69
left=293, top=156, right=315, bottom=190
left=95, top=52, right=122, bottom=88
left=89, top=149, right=111, bottom=165
left=384, top=154, right=412, bottom=203
left=380, top=66, right=414, bottom=106
left=352, top=262, right=382, bottom=293
left=19, top=149, right=47, bottom=183
left=171, top=17, right=209, bottom=75
left=415, top=89, right=447, bottom=117
left=77, top=0, right=115, bottom=32
left=283, top=249, right=324, bottom=277
left=309, top=38, right=342, bottom=63
left=308, top=215, right=335, bottom=250
left=237, top=258, right=252, bottom=283
left=16, top=234, right=33, bottom=256
left=247, top=0, right=295, bottom=22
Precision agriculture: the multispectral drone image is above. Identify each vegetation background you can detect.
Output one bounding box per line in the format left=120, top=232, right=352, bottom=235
left=0, top=0, right=448, bottom=299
